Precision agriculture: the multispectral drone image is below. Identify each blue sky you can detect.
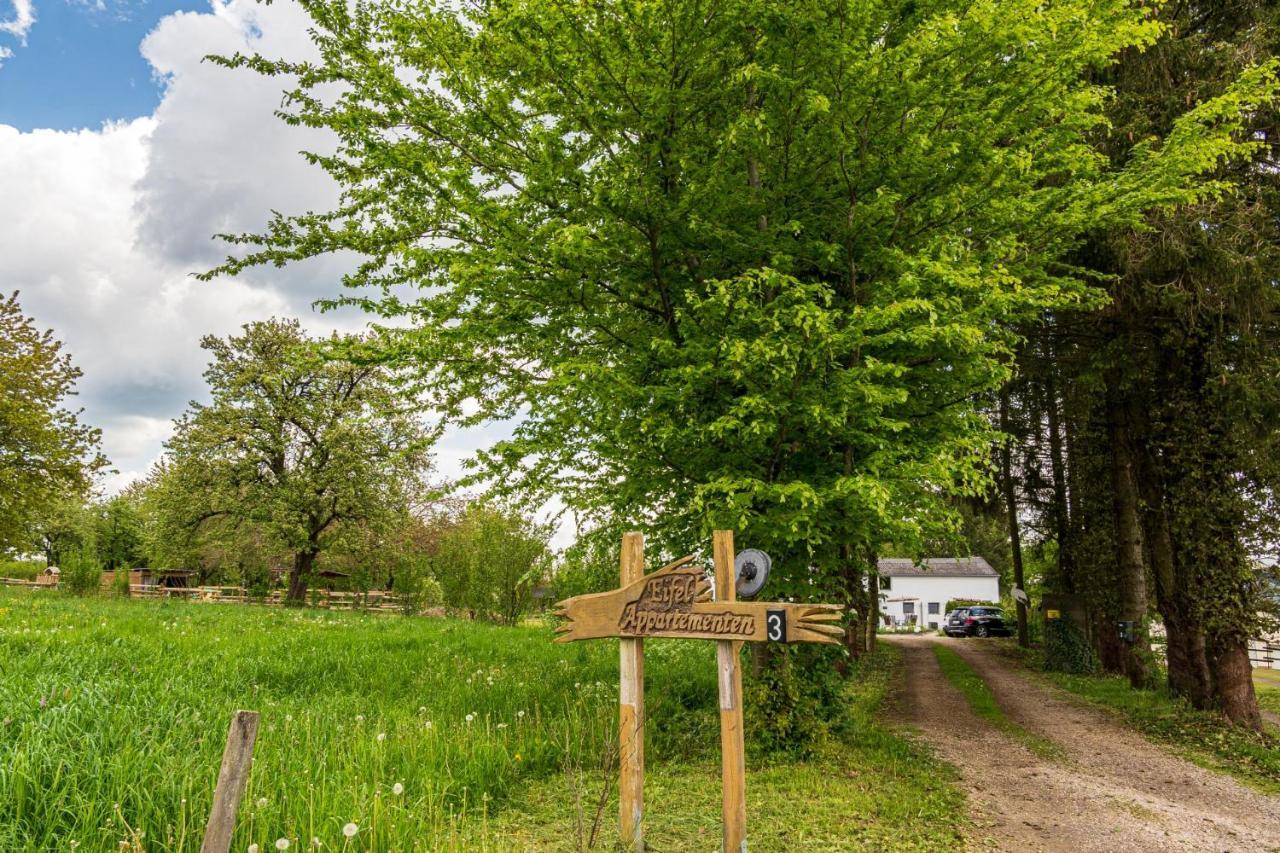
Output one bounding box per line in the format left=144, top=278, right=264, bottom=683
left=0, top=0, right=207, bottom=131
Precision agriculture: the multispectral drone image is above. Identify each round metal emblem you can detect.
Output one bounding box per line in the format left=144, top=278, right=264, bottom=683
left=734, top=548, right=771, bottom=599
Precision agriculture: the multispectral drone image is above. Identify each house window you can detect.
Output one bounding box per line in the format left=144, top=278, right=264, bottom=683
left=928, top=621, right=938, bottom=630
left=902, top=601, right=914, bottom=615
left=880, top=576, right=891, bottom=591
left=928, top=602, right=940, bottom=615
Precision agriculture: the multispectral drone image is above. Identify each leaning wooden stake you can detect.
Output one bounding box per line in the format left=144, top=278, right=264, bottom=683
left=618, top=532, right=645, bottom=851
left=713, top=530, right=747, bottom=852
left=201, top=710, right=260, bottom=853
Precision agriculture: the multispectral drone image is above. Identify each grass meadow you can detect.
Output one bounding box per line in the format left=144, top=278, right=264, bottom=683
left=0, top=589, right=966, bottom=851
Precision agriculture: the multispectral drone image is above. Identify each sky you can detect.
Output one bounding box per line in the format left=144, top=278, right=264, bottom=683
left=0, top=0, right=532, bottom=531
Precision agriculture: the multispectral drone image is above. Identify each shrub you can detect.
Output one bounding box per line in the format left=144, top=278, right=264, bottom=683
left=60, top=548, right=102, bottom=596
left=943, top=598, right=999, bottom=613
left=432, top=504, right=550, bottom=624
left=1043, top=617, right=1096, bottom=674
left=0, top=559, right=44, bottom=581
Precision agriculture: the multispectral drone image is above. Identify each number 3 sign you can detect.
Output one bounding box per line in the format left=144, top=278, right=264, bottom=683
left=766, top=609, right=786, bottom=642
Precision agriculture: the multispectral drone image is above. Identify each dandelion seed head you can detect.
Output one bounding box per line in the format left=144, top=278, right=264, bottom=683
left=275, top=839, right=289, bottom=851
left=393, top=782, right=404, bottom=795
left=343, top=823, right=358, bottom=838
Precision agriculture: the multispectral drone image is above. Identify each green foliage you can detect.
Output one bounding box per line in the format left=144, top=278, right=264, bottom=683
left=143, top=320, right=436, bottom=599
left=0, top=559, right=43, bottom=581
left=744, top=644, right=847, bottom=756
left=0, top=292, right=105, bottom=553
left=58, top=547, right=101, bottom=597
left=109, top=567, right=131, bottom=598
left=432, top=504, right=550, bottom=624
left=90, top=493, right=145, bottom=572
left=204, top=0, right=1275, bottom=610
left=549, top=528, right=623, bottom=600
left=943, top=598, right=999, bottom=613
left=1042, top=617, right=1097, bottom=675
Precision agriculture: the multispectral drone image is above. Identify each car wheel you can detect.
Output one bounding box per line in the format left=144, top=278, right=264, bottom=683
left=976, top=625, right=989, bottom=638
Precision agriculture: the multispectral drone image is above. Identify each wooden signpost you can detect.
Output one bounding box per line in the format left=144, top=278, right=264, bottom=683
left=554, top=530, right=844, bottom=852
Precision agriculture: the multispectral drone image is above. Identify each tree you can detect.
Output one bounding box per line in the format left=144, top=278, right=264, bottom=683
left=208, top=0, right=1275, bottom=654
left=93, top=491, right=146, bottom=571
left=0, top=292, right=105, bottom=553
left=432, top=503, right=550, bottom=624
left=151, top=319, right=435, bottom=603
left=1001, top=1, right=1280, bottom=728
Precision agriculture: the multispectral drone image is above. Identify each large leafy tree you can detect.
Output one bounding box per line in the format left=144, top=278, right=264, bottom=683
left=0, top=291, right=105, bottom=553
left=999, top=0, right=1280, bottom=729
left=209, top=0, right=1274, bottom=647
left=151, top=319, right=435, bottom=602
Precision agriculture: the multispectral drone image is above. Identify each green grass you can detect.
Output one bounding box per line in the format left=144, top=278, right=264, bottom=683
left=0, top=590, right=968, bottom=851
left=931, top=645, right=1064, bottom=761
left=1032, top=664, right=1280, bottom=795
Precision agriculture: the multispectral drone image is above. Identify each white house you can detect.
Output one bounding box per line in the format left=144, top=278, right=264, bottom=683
left=877, top=557, right=999, bottom=630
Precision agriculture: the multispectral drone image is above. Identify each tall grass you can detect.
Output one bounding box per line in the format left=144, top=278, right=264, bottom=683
left=0, top=590, right=713, bottom=850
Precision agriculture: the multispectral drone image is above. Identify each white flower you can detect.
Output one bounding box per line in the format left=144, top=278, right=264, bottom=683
left=418, top=706, right=426, bottom=713
left=343, top=823, right=358, bottom=838
left=285, top=715, right=293, bottom=722
left=311, top=839, right=322, bottom=848
left=496, top=723, right=507, bottom=730
left=256, top=797, right=268, bottom=809
left=376, top=732, right=386, bottom=742
left=424, top=720, right=433, bottom=730
left=248, top=846, right=259, bottom=853
left=392, top=782, right=404, bottom=796
left=275, top=840, right=290, bottom=851
left=517, top=710, right=525, bottom=719
left=355, top=715, right=364, bottom=722
left=465, top=713, right=475, bottom=723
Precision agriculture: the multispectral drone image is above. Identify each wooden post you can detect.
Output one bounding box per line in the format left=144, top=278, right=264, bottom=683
left=618, top=532, right=645, bottom=851
left=713, top=530, right=747, bottom=852
left=200, top=710, right=260, bottom=853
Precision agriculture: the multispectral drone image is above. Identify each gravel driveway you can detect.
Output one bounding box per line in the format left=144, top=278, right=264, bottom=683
left=882, top=634, right=1280, bottom=852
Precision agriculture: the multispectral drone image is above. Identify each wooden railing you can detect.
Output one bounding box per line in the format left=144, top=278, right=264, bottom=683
left=125, top=584, right=408, bottom=613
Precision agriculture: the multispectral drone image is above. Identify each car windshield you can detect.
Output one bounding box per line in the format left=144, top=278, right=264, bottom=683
left=969, top=607, right=1002, bottom=616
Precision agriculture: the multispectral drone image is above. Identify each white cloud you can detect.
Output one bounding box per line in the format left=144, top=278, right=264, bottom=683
left=0, top=0, right=350, bottom=491
left=0, top=0, right=34, bottom=42
left=0, top=0, right=568, bottom=545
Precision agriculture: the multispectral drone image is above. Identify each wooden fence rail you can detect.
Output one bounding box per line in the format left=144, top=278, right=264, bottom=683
left=122, top=584, right=408, bottom=613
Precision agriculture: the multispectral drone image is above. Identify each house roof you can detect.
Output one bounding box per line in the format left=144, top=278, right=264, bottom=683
left=877, top=557, right=997, bottom=578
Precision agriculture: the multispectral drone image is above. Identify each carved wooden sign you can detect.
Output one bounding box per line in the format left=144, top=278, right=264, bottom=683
left=555, top=555, right=843, bottom=645
left=553, top=533, right=846, bottom=853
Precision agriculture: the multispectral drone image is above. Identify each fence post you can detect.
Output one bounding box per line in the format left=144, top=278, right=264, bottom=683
left=201, top=710, right=260, bottom=853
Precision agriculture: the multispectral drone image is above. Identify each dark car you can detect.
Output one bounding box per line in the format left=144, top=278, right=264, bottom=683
left=944, top=606, right=1013, bottom=638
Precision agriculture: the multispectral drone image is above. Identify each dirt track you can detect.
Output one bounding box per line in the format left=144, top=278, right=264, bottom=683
left=882, top=635, right=1280, bottom=853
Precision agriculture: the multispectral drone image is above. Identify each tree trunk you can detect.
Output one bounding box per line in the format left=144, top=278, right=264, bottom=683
left=998, top=389, right=1030, bottom=648
left=1044, top=338, right=1076, bottom=594
left=840, top=544, right=865, bottom=663
left=1105, top=374, right=1154, bottom=689
left=1209, top=634, right=1262, bottom=731
left=864, top=551, right=879, bottom=654
left=286, top=549, right=316, bottom=605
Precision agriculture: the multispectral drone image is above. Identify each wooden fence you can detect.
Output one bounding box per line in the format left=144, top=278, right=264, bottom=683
left=0, top=576, right=410, bottom=614
left=125, top=585, right=408, bottom=613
